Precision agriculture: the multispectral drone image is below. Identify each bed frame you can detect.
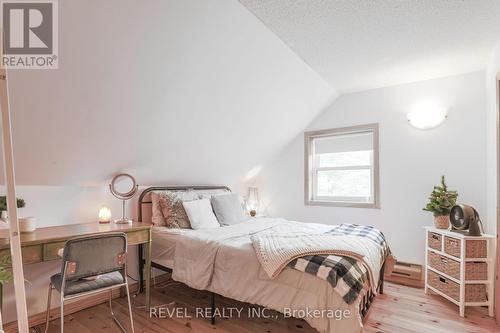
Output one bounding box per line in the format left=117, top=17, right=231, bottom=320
left=137, top=185, right=385, bottom=324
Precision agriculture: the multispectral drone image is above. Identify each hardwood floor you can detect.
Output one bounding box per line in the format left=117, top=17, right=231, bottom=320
left=38, top=281, right=499, bottom=333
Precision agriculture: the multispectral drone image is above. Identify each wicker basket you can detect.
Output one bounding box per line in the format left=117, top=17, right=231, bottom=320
left=427, top=270, right=487, bottom=302
left=434, top=215, right=450, bottom=229
left=428, top=251, right=460, bottom=279
left=465, top=262, right=488, bottom=281
left=465, top=240, right=487, bottom=258
left=428, top=270, right=459, bottom=300
left=444, top=236, right=461, bottom=257
left=428, top=232, right=442, bottom=251
left=428, top=251, right=487, bottom=281
left=443, top=237, right=488, bottom=259
left=464, top=284, right=487, bottom=302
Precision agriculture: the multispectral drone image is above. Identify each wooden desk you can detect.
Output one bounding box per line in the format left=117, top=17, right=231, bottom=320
left=0, top=222, right=152, bottom=311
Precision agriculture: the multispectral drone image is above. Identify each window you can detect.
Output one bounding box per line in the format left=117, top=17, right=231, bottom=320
left=304, top=124, right=379, bottom=208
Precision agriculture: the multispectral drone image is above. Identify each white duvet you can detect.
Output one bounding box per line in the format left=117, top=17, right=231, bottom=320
left=155, top=218, right=382, bottom=333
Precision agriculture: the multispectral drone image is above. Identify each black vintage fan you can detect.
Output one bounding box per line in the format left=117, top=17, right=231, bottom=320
left=449, top=204, right=483, bottom=236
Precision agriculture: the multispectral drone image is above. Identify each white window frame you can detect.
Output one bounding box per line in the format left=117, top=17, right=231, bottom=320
left=304, top=123, right=380, bottom=208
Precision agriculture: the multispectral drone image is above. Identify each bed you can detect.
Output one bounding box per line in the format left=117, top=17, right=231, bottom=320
left=137, top=186, right=387, bottom=333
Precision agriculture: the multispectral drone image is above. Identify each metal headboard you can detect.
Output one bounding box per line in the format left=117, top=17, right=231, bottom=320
left=137, top=185, right=231, bottom=222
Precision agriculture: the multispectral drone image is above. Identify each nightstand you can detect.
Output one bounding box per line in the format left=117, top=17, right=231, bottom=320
left=424, top=227, right=495, bottom=317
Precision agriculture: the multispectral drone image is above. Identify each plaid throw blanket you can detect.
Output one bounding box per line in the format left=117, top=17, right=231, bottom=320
left=288, top=224, right=390, bottom=304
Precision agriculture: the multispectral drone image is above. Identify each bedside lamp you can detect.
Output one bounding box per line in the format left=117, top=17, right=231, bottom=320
left=246, top=187, right=260, bottom=217
left=98, top=206, right=112, bottom=224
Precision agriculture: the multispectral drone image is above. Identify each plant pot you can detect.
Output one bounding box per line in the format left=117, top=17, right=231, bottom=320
left=19, top=217, right=36, bottom=233
left=434, top=215, right=450, bottom=229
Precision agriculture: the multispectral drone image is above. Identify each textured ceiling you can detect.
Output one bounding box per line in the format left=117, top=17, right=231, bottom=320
left=239, top=0, right=500, bottom=93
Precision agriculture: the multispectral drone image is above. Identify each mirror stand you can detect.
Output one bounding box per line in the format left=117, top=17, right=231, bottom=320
left=114, top=199, right=133, bottom=224
left=109, top=173, right=138, bottom=224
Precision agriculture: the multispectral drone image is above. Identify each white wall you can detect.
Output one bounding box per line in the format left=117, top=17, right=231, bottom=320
left=254, top=71, right=487, bottom=264
left=485, top=42, right=500, bottom=237
left=0, top=186, right=116, bottom=227
left=1, top=0, right=335, bottom=323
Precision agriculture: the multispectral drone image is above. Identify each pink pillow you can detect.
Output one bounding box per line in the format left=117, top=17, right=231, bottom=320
left=152, top=191, right=199, bottom=228
left=151, top=192, right=166, bottom=226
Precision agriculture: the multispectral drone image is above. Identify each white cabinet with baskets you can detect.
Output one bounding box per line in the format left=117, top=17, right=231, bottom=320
left=424, top=227, right=495, bottom=317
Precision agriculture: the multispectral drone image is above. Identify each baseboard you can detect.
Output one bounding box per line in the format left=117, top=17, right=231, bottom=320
left=3, top=289, right=123, bottom=333
left=385, top=274, right=424, bottom=288
left=385, top=261, right=424, bottom=288
left=3, top=274, right=171, bottom=333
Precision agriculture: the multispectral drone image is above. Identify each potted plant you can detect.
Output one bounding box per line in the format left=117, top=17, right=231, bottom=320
left=0, top=196, right=25, bottom=220
left=423, top=176, right=458, bottom=229
left=0, top=254, right=12, bottom=286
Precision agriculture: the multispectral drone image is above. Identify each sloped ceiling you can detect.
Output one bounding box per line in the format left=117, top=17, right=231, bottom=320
left=239, top=0, right=500, bottom=93
left=4, top=0, right=336, bottom=186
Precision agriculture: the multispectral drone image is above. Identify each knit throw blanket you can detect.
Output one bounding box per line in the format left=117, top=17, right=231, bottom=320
left=251, top=224, right=390, bottom=304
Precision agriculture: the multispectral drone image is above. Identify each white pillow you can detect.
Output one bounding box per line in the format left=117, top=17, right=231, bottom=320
left=211, top=193, right=246, bottom=226
left=182, top=198, right=220, bottom=229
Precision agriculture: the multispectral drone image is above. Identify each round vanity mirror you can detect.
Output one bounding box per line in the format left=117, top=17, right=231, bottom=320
left=109, top=173, right=138, bottom=224
left=110, top=173, right=137, bottom=199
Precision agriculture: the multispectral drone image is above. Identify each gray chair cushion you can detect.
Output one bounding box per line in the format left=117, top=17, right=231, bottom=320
left=211, top=193, right=246, bottom=226
left=51, top=271, right=125, bottom=296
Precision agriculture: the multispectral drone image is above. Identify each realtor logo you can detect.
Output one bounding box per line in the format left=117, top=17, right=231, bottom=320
left=1, top=0, right=58, bottom=69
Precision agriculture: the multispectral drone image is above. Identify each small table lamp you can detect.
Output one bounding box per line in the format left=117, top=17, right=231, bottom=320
left=98, top=206, right=112, bottom=224
left=246, top=187, right=260, bottom=217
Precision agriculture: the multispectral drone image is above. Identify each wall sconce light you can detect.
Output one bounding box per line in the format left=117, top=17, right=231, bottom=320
left=98, top=206, right=112, bottom=224
left=407, top=102, right=448, bottom=130
left=246, top=187, right=260, bottom=217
